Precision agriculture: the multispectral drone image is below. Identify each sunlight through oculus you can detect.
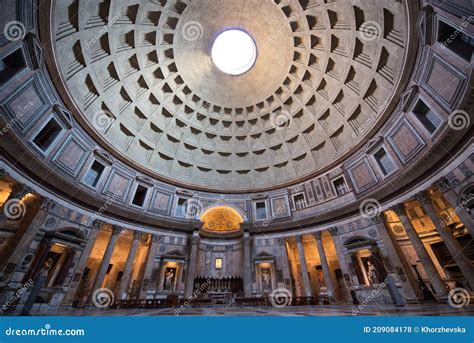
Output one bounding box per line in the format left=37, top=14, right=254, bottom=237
left=211, top=30, right=257, bottom=76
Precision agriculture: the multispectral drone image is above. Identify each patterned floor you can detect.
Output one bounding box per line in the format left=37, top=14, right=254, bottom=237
left=19, top=303, right=474, bottom=317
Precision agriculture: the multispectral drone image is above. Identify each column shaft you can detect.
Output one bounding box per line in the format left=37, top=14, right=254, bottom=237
left=243, top=232, right=252, bottom=296
left=295, top=235, right=312, bottom=297
left=377, top=216, right=420, bottom=301
left=88, top=226, right=121, bottom=303
left=393, top=205, right=447, bottom=298
left=139, top=235, right=160, bottom=298
left=118, top=231, right=141, bottom=299
left=185, top=232, right=199, bottom=297
left=418, top=192, right=474, bottom=288
left=435, top=178, right=474, bottom=237
left=1, top=198, right=55, bottom=283
left=314, top=232, right=335, bottom=300
left=61, top=221, right=101, bottom=305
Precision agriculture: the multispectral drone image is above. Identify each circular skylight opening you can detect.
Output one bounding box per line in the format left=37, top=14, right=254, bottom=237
left=211, top=30, right=257, bottom=76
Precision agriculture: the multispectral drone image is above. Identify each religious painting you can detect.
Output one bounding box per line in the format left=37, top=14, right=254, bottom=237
left=163, top=267, right=177, bottom=291
left=260, top=268, right=272, bottom=291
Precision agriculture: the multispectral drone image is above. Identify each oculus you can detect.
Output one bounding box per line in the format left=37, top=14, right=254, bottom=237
left=211, top=29, right=257, bottom=75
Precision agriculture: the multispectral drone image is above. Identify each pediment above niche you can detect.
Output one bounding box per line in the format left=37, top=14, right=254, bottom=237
left=398, top=86, right=419, bottom=112
left=162, top=249, right=186, bottom=261
left=24, top=33, right=44, bottom=70
left=164, top=249, right=185, bottom=257
left=136, top=175, right=154, bottom=187
left=255, top=251, right=274, bottom=257
left=176, top=189, right=194, bottom=197
left=93, top=149, right=114, bottom=165
left=364, top=136, right=384, bottom=154
left=53, top=104, right=74, bottom=129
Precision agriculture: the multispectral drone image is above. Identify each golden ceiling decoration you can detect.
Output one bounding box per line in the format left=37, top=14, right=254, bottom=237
left=200, top=206, right=243, bottom=233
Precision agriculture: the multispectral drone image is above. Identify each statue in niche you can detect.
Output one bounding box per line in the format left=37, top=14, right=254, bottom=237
left=261, top=268, right=271, bottom=291
left=163, top=267, right=176, bottom=291
left=366, top=261, right=378, bottom=285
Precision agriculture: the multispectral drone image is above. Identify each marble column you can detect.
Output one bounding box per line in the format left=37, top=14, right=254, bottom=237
left=377, top=214, right=421, bottom=301
left=278, top=238, right=293, bottom=292
left=313, top=232, right=335, bottom=300
left=391, top=204, right=447, bottom=298
left=295, top=235, right=312, bottom=297
left=242, top=231, right=252, bottom=296
left=118, top=230, right=142, bottom=300
left=0, top=184, right=33, bottom=264
left=329, top=227, right=354, bottom=288
left=434, top=177, right=474, bottom=237
left=328, top=228, right=352, bottom=303
left=88, top=226, right=122, bottom=303
left=0, top=198, right=55, bottom=283
left=416, top=191, right=474, bottom=288
left=61, top=220, right=101, bottom=305
left=185, top=231, right=199, bottom=298
left=139, top=234, right=161, bottom=298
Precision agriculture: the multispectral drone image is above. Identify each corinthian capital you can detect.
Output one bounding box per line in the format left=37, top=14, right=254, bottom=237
left=390, top=203, right=406, bottom=216
left=111, top=226, right=123, bottom=235
left=414, top=190, right=432, bottom=206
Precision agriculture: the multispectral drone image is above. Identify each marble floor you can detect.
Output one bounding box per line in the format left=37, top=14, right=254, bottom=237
left=15, top=303, right=474, bottom=317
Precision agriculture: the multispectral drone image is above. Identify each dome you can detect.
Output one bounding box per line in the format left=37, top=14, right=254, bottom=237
left=50, top=0, right=412, bottom=191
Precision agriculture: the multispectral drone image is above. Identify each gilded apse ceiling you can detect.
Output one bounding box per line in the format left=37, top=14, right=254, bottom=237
left=51, top=0, right=411, bottom=191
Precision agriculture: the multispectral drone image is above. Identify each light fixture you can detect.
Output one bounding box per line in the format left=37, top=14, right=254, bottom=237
left=211, top=29, right=257, bottom=76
